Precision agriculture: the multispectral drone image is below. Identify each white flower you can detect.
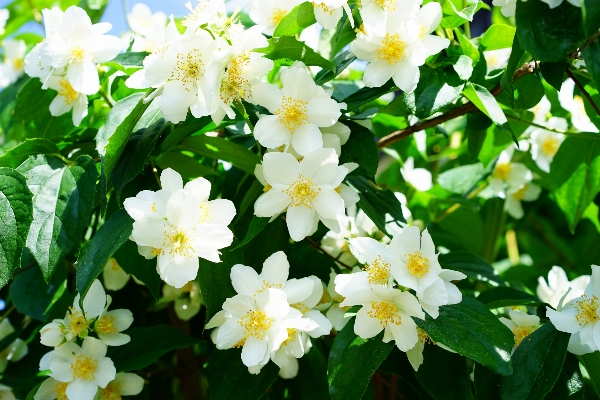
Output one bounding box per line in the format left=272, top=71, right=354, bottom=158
left=529, top=96, right=551, bottom=125
left=400, top=157, right=432, bottom=191
left=40, top=280, right=108, bottom=347
left=40, top=6, right=122, bottom=95
left=0, top=385, right=15, bottom=400
left=94, top=297, right=134, bottom=346
left=253, top=64, right=345, bottom=156
left=97, top=373, right=144, bottom=399
left=499, top=310, right=541, bottom=353
left=47, top=337, right=116, bottom=400
left=489, top=147, right=532, bottom=193
left=102, top=258, right=130, bottom=291
left=492, top=0, right=517, bottom=17
left=324, top=271, right=351, bottom=331
left=35, top=378, right=68, bottom=400
left=558, top=79, right=598, bottom=133
left=0, top=9, right=8, bottom=35
left=0, top=39, right=27, bottom=88
left=313, top=1, right=352, bottom=30
left=341, top=285, right=425, bottom=351
left=360, top=0, right=421, bottom=33
left=181, top=0, right=231, bottom=36
left=247, top=0, right=303, bottom=36
left=547, top=265, right=600, bottom=352
left=484, top=48, right=511, bottom=72
left=416, top=269, right=465, bottom=319
left=351, top=7, right=448, bottom=92
left=45, top=75, right=88, bottom=126
left=504, top=182, right=541, bottom=219
left=126, top=3, right=167, bottom=53
left=537, top=266, right=590, bottom=309
left=540, top=0, right=582, bottom=8
left=0, top=319, right=28, bottom=374
left=321, top=121, right=351, bottom=156
left=529, top=117, right=567, bottom=173
left=162, top=281, right=203, bottom=321
left=254, top=149, right=349, bottom=241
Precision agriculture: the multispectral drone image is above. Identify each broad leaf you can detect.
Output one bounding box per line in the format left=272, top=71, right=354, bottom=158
left=480, top=24, right=516, bottom=50
left=583, top=41, right=600, bottom=92
left=477, top=287, right=539, bottom=308
left=18, top=155, right=97, bottom=281
left=546, top=353, right=585, bottom=399
left=415, top=345, right=475, bottom=400
left=540, top=59, right=567, bottom=92
left=500, top=36, right=525, bottom=109
left=258, top=36, right=335, bottom=71
left=273, top=2, right=316, bottom=37
left=463, top=83, right=511, bottom=135
left=113, top=240, right=161, bottom=300
left=342, top=80, right=396, bottom=112
left=231, top=216, right=269, bottom=250
left=339, top=121, right=378, bottom=181
left=438, top=251, right=504, bottom=286
left=0, top=139, right=59, bottom=168
left=437, top=163, right=485, bottom=194
left=314, top=52, right=357, bottom=86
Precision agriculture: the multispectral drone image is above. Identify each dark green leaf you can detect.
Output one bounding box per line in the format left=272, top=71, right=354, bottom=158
left=0, top=168, right=33, bottom=284
left=113, top=240, right=161, bottom=301
left=546, top=353, right=585, bottom=399
left=475, top=364, right=501, bottom=400
left=512, top=74, right=545, bottom=111
left=439, top=251, right=504, bottom=286
left=549, top=137, right=600, bottom=232
left=343, top=80, right=396, bottom=112
left=174, top=136, right=259, bottom=175
left=477, top=287, right=539, bottom=308
left=231, top=216, right=269, bottom=250
left=274, top=344, right=329, bottom=400
left=339, top=121, right=378, bottom=181
left=0, top=139, right=59, bottom=169
left=415, top=345, right=475, bottom=400
left=347, top=176, right=406, bottom=237
left=500, top=36, right=525, bottom=109
left=273, top=2, right=316, bottom=37
left=107, top=324, right=203, bottom=372
left=18, top=155, right=97, bottom=281
left=480, top=24, right=516, bottom=50
left=540, top=59, right=567, bottom=92
left=155, top=151, right=219, bottom=180
left=414, top=297, right=513, bottom=376
left=258, top=36, right=335, bottom=71
left=583, top=41, right=600, bottom=92
left=314, top=52, right=357, bottom=86
left=207, top=348, right=280, bottom=400
left=579, top=352, right=600, bottom=397
left=287, top=241, right=338, bottom=282
left=500, top=323, right=570, bottom=400
left=328, top=320, right=394, bottom=400
left=76, top=209, right=134, bottom=307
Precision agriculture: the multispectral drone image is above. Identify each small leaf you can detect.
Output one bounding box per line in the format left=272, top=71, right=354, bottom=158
left=463, top=83, right=515, bottom=142
left=438, top=251, right=504, bottom=286
left=415, top=345, right=475, bottom=400
left=108, top=51, right=149, bottom=68
left=314, top=52, right=357, bottom=86
left=342, top=80, right=396, bottom=112
left=258, top=36, right=335, bottom=71
left=0, top=139, right=59, bottom=169
left=480, top=24, right=516, bottom=50
left=477, top=287, right=539, bottom=308
left=437, top=163, right=485, bottom=194
left=500, top=36, right=525, bottom=110
left=107, top=324, right=204, bottom=372
left=500, top=323, right=570, bottom=400
left=273, top=2, right=316, bottom=37
left=583, top=41, right=600, bottom=92
left=113, top=240, right=161, bottom=300
left=339, top=121, right=378, bottom=181
left=540, top=59, right=567, bottom=92
left=231, top=216, right=269, bottom=250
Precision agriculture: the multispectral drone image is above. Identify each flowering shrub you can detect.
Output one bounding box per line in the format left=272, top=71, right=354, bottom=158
left=0, top=0, right=598, bottom=398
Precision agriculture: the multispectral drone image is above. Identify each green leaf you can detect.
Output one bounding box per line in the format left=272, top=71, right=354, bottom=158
left=500, top=36, right=525, bottom=109
left=500, top=323, right=570, bottom=400
left=477, top=287, right=539, bottom=308
left=342, top=80, right=396, bottom=112
left=174, top=136, right=260, bottom=175
left=583, top=41, right=600, bottom=92
left=0, top=139, right=59, bottom=169
left=107, top=51, right=148, bottom=68
left=511, top=74, right=546, bottom=111
left=287, top=241, right=338, bottom=282
left=442, top=0, right=482, bottom=29
left=155, top=151, right=219, bottom=180
left=258, top=36, right=335, bottom=71
left=480, top=24, right=516, bottom=50
left=25, top=382, right=44, bottom=400
left=107, top=324, right=204, bottom=372
left=273, top=345, right=329, bottom=400
left=549, top=137, right=600, bottom=232
left=579, top=352, right=600, bottom=397
left=454, top=28, right=480, bottom=65
left=463, top=83, right=509, bottom=127
left=516, top=0, right=589, bottom=62
left=415, top=345, right=475, bottom=400
left=231, top=216, right=269, bottom=250
left=113, top=240, right=161, bottom=301
left=437, top=163, right=485, bottom=194
left=314, top=52, right=357, bottom=86
left=328, top=320, right=394, bottom=400
left=198, top=242, right=243, bottom=322
left=414, top=296, right=513, bottom=376
left=540, top=59, right=567, bottom=92
left=76, top=209, right=134, bottom=307
left=338, top=121, right=378, bottom=181
left=273, top=1, right=316, bottom=37
left=0, top=168, right=33, bottom=284
left=17, top=155, right=97, bottom=281
left=438, top=251, right=504, bottom=286
left=546, top=353, right=585, bottom=399
left=475, top=364, right=501, bottom=400
left=207, top=348, right=280, bottom=400
left=347, top=176, right=406, bottom=237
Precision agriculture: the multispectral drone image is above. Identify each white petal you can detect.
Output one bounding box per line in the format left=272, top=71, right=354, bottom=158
left=114, top=373, right=144, bottom=395
left=230, top=265, right=262, bottom=296
left=262, top=251, right=290, bottom=286
left=254, top=190, right=291, bottom=217
left=254, top=115, right=292, bottom=149
left=363, top=61, right=395, bottom=88
left=66, top=380, right=98, bottom=400
left=286, top=206, right=316, bottom=241
left=354, top=306, right=383, bottom=339
left=291, top=123, right=323, bottom=156
left=241, top=337, right=268, bottom=367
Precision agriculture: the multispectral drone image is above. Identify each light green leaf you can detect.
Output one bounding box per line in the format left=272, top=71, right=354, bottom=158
left=438, top=163, right=485, bottom=194
left=258, top=36, right=335, bottom=71
left=480, top=24, right=516, bottom=50
left=273, top=1, right=316, bottom=37
left=0, top=139, right=59, bottom=169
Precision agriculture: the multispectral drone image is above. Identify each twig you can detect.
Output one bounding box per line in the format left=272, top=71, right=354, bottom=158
left=99, top=87, right=113, bottom=108
left=305, top=236, right=352, bottom=270
left=376, top=62, right=537, bottom=149
left=0, top=305, right=15, bottom=324
left=570, top=30, right=600, bottom=59
left=13, top=261, right=37, bottom=277
left=149, top=158, right=162, bottom=189
left=565, top=68, right=600, bottom=117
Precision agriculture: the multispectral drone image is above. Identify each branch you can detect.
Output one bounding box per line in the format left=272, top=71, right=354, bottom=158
left=565, top=68, right=600, bottom=117
left=376, top=62, right=537, bottom=149
left=305, top=236, right=352, bottom=271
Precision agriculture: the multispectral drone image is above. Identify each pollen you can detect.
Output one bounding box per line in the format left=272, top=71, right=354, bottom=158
left=375, top=0, right=397, bottom=12
left=368, top=301, right=401, bottom=327
left=377, top=33, right=405, bottom=65
left=182, top=2, right=208, bottom=27
left=282, top=328, right=298, bottom=346
left=71, top=355, right=98, bottom=381
left=198, top=202, right=211, bottom=224
left=365, top=255, right=392, bottom=285
left=285, top=175, right=320, bottom=207
left=171, top=50, right=205, bottom=88
left=290, top=303, right=310, bottom=314
left=512, top=185, right=529, bottom=201
left=97, top=315, right=119, bottom=334
left=494, top=163, right=512, bottom=180
left=270, top=8, right=288, bottom=27
left=65, top=307, right=88, bottom=337
left=406, top=251, right=429, bottom=278
left=541, top=137, right=560, bottom=156
left=12, top=58, right=24, bottom=70
left=221, top=52, right=252, bottom=104
left=100, top=382, right=122, bottom=400
left=575, top=295, right=600, bottom=326
left=151, top=202, right=157, bottom=212
left=70, top=45, right=87, bottom=63
left=239, top=310, right=272, bottom=339
left=275, top=96, right=309, bottom=133
left=58, top=78, right=79, bottom=106
left=55, top=381, right=68, bottom=400
left=419, top=23, right=430, bottom=39
left=417, top=328, right=434, bottom=344
left=263, top=184, right=272, bottom=193
left=513, top=325, right=537, bottom=347
left=164, top=227, right=195, bottom=257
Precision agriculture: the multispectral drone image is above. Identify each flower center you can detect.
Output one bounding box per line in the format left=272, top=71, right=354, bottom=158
left=100, top=382, right=122, bottom=400
left=378, top=33, right=405, bottom=65
left=275, top=96, right=309, bottom=133
left=171, top=50, right=205, bottom=87
left=55, top=381, right=68, bottom=400
left=239, top=310, right=272, bottom=340
left=65, top=307, right=88, bottom=337
left=573, top=96, right=587, bottom=116
left=575, top=295, right=600, bottom=326
left=220, top=52, right=252, bottom=104
left=493, top=163, right=512, bottom=180
left=374, top=0, right=396, bottom=12
left=365, top=255, right=391, bottom=285
left=58, top=78, right=79, bottom=106
left=282, top=328, right=298, bottom=346
left=12, top=58, right=24, bottom=70
left=164, top=227, right=195, bottom=257
left=406, top=251, right=429, bottom=278
left=270, top=8, right=288, bottom=26
left=285, top=175, right=320, bottom=207
left=97, top=315, right=119, bottom=334
left=513, top=325, right=537, bottom=347
left=182, top=2, right=208, bottom=27
left=512, top=185, right=529, bottom=201
left=541, top=137, right=560, bottom=156
left=70, top=44, right=88, bottom=63
left=368, top=301, right=402, bottom=326
left=71, top=355, right=98, bottom=381
left=290, top=302, right=310, bottom=314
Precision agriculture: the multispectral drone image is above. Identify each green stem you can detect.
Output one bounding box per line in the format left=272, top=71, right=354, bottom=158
left=506, top=114, right=600, bottom=139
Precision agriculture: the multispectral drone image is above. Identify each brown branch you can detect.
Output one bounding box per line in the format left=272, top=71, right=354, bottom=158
left=305, top=236, right=353, bottom=270
left=376, top=62, right=537, bottom=149
left=566, top=68, right=600, bottom=117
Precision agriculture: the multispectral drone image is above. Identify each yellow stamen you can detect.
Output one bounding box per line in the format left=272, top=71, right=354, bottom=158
left=374, top=0, right=396, bottom=12
left=270, top=8, right=288, bottom=26
left=198, top=202, right=211, bottom=224
left=406, top=251, right=429, bottom=278
left=575, top=295, right=600, bottom=326
left=282, top=328, right=298, bottom=346
left=58, top=78, right=79, bottom=106
left=365, top=255, right=391, bottom=285
left=220, top=51, right=252, bottom=104
left=377, top=33, right=405, bottom=65
left=275, top=96, right=309, bottom=133
left=368, top=301, right=401, bottom=326
left=97, top=315, right=119, bottom=334
left=239, top=310, right=272, bottom=340
left=513, top=325, right=537, bottom=347
left=55, top=381, right=68, bottom=400
left=71, top=355, right=97, bottom=381
left=65, top=307, right=88, bottom=337
left=171, top=50, right=205, bottom=89
left=494, top=163, right=512, bottom=180
left=541, top=137, right=560, bottom=156
left=285, top=175, right=320, bottom=208
left=100, top=382, right=122, bottom=400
